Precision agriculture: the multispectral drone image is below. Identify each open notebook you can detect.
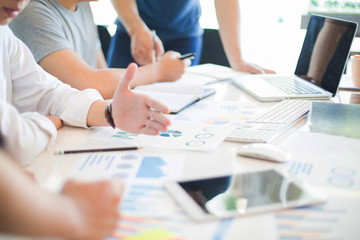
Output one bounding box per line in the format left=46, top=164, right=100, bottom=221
left=133, top=82, right=216, bottom=114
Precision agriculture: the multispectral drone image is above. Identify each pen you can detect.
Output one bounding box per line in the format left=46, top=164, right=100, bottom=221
left=55, top=146, right=141, bottom=155
left=178, top=52, right=196, bottom=60
left=152, top=30, right=157, bottom=62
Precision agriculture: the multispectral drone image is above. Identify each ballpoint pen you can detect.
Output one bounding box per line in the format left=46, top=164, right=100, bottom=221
left=178, top=52, right=196, bottom=60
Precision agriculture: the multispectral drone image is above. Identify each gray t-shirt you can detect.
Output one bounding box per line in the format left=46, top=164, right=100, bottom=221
left=9, top=0, right=100, bottom=69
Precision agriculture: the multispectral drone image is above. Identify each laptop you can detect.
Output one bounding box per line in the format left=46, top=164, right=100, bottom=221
left=232, top=15, right=358, bottom=102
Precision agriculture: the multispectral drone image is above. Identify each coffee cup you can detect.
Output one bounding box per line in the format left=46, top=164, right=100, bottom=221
left=351, top=55, right=360, bottom=88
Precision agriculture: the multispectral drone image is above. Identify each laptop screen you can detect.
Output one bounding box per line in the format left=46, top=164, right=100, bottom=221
left=295, top=15, right=357, bottom=95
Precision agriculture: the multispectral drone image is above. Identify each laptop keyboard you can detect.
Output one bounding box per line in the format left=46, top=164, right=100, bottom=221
left=261, top=75, right=322, bottom=95
left=226, top=99, right=312, bottom=143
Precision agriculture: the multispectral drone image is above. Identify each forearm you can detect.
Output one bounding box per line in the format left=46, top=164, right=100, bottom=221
left=215, top=0, right=244, bottom=69
left=39, top=49, right=118, bottom=99
left=97, top=49, right=108, bottom=69
left=110, top=0, right=146, bottom=35
left=129, top=64, right=161, bottom=88
left=0, top=155, right=75, bottom=238
left=86, top=100, right=108, bottom=127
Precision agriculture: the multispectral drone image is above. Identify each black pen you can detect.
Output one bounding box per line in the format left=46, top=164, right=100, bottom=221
left=55, top=146, right=141, bottom=155
left=179, top=52, right=196, bottom=60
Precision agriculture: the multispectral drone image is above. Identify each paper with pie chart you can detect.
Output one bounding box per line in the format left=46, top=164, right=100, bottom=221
left=91, top=122, right=235, bottom=151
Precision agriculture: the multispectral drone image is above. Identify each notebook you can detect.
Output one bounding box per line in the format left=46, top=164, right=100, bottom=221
left=133, top=82, right=216, bottom=114
left=232, top=15, right=358, bottom=102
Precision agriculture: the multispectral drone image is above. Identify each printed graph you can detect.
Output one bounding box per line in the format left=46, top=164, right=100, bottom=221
left=276, top=200, right=356, bottom=240
left=286, top=161, right=359, bottom=190
left=202, top=117, right=231, bottom=125
left=136, top=157, right=167, bottom=178
left=69, top=153, right=184, bottom=182
left=113, top=131, right=138, bottom=140
left=110, top=215, right=185, bottom=240
left=220, top=104, right=239, bottom=112
left=159, top=130, right=182, bottom=138
left=287, top=161, right=314, bottom=176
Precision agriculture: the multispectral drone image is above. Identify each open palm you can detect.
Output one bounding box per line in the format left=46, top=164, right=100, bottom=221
left=111, top=63, right=170, bottom=135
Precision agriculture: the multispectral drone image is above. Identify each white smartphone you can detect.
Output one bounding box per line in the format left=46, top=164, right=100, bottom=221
left=164, top=169, right=326, bottom=221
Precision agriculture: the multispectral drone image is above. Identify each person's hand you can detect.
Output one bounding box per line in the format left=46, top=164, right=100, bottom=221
left=46, top=115, right=63, bottom=130
left=62, top=179, right=123, bottom=240
left=156, top=51, right=191, bottom=82
left=130, top=27, right=164, bottom=65
left=112, top=63, right=171, bottom=135
left=233, top=61, right=276, bottom=74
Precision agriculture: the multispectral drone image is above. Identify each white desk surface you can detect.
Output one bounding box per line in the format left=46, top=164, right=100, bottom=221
left=10, top=65, right=360, bottom=240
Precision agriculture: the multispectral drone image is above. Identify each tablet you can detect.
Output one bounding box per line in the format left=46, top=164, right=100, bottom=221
left=164, top=169, right=326, bottom=221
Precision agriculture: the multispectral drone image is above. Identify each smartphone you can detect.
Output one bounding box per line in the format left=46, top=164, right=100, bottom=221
left=164, top=169, right=326, bottom=221
left=179, top=52, right=196, bottom=60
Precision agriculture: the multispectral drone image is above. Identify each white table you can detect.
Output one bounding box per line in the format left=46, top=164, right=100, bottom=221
left=10, top=65, right=360, bottom=239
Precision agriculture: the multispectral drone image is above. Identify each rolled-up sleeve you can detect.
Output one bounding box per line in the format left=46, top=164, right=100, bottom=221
left=9, top=27, right=103, bottom=128
left=0, top=26, right=103, bottom=164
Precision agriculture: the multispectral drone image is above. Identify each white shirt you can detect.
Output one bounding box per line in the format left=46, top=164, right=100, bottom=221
left=0, top=26, right=103, bottom=165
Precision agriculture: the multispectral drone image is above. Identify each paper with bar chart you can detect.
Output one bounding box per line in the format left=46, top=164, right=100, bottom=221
left=282, top=132, right=360, bottom=191
left=276, top=196, right=360, bottom=239
left=68, top=153, right=184, bottom=217
left=67, top=153, right=234, bottom=240
left=68, top=153, right=184, bottom=182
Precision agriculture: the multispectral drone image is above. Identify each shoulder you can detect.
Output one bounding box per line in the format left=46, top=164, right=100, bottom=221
left=11, top=0, right=63, bottom=27
left=20, top=0, right=56, bottom=16
left=0, top=26, right=17, bottom=46
left=9, top=0, right=63, bottom=34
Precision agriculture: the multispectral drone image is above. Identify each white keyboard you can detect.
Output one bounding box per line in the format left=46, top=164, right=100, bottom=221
left=226, top=99, right=312, bottom=143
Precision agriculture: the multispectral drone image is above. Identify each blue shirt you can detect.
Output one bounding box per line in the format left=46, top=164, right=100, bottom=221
left=115, top=0, right=203, bottom=41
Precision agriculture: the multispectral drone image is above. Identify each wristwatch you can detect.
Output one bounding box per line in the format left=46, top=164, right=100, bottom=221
left=105, top=103, right=115, bottom=129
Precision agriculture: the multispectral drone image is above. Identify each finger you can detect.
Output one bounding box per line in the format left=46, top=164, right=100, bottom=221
left=133, top=54, right=145, bottom=65
left=264, top=69, right=276, bottom=74
left=144, top=119, right=167, bottom=132
left=156, top=38, right=165, bottom=56
left=145, top=97, right=170, bottom=114
left=118, top=63, right=138, bottom=90
left=148, top=110, right=171, bottom=127
left=131, top=46, right=145, bottom=65
left=109, top=179, right=124, bottom=205
left=167, top=50, right=181, bottom=58
left=182, top=58, right=191, bottom=67
left=139, top=127, right=160, bottom=135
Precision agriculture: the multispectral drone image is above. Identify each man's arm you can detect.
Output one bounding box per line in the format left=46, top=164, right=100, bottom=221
left=110, top=0, right=164, bottom=65
left=0, top=150, right=123, bottom=239
left=96, top=49, right=108, bottom=69
left=39, top=49, right=188, bottom=99
left=214, top=0, right=274, bottom=74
